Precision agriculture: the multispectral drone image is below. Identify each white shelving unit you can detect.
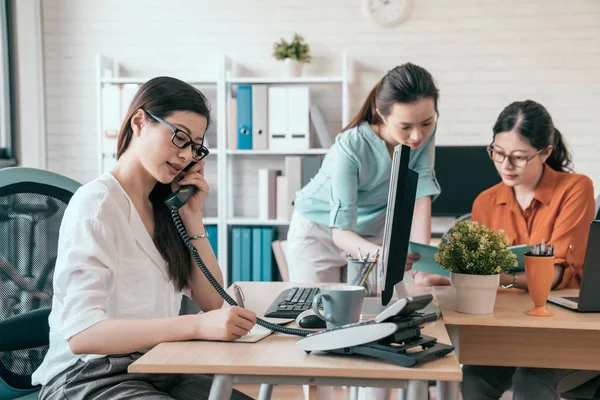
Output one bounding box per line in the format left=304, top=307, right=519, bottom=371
left=226, top=148, right=328, bottom=155
left=96, top=53, right=351, bottom=285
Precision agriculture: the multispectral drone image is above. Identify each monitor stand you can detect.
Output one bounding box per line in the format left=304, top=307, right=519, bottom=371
left=394, top=281, right=410, bottom=299
left=360, top=282, right=409, bottom=316
left=360, top=281, right=441, bottom=319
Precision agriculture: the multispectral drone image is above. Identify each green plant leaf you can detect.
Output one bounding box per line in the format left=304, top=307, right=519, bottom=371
left=434, top=220, right=517, bottom=275
left=272, top=33, right=311, bottom=63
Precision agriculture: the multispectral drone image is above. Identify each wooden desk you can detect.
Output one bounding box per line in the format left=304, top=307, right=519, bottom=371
left=130, top=282, right=461, bottom=400
left=435, top=287, right=600, bottom=370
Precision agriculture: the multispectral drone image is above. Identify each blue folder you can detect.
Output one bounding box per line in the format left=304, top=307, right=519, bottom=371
left=206, top=225, right=218, bottom=260
left=241, top=228, right=252, bottom=281
left=237, top=85, right=252, bottom=149
left=231, top=228, right=242, bottom=283
left=261, top=228, right=276, bottom=282
left=252, top=228, right=263, bottom=281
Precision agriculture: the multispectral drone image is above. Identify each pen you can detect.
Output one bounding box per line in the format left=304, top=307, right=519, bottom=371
left=359, top=253, right=380, bottom=287
left=232, top=284, right=245, bottom=308
left=540, top=239, right=546, bottom=254
left=356, top=247, right=363, bottom=261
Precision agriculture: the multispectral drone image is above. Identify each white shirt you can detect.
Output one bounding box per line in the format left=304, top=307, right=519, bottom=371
left=32, top=173, right=187, bottom=385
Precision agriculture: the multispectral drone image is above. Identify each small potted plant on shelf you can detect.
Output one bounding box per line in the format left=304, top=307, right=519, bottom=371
left=434, top=220, right=517, bottom=314
left=272, top=33, right=312, bottom=77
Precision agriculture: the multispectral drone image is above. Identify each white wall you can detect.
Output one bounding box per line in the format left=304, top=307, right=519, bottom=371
left=42, top=0, right=600, bottom=197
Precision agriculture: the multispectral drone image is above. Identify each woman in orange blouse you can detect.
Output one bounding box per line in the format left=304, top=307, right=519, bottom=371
left=461, top=100, right=599, bottom=400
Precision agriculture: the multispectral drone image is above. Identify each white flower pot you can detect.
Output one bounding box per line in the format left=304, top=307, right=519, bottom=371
left=450, top=272, right=499, bottom=314
left=282, top=58, right=304, bottom=78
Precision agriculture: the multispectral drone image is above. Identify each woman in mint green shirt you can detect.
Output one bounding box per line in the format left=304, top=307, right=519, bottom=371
left=287, top=63, right=441, bottom=284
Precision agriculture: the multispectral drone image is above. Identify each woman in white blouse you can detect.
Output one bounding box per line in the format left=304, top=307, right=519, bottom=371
left=32, top=77, right=256, bottom=400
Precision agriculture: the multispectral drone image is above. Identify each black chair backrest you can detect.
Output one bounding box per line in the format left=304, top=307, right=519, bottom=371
left=0, top=167, right=80, bottom=390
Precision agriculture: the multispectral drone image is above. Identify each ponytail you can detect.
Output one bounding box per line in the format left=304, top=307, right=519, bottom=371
left=546, top=128, right=573, bottom=172
left=341, top=63, right=439, bottom=134
left=342, top=80, right=382, bottom=132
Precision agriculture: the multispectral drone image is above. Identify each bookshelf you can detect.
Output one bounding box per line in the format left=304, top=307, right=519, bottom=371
left=96, top=53, right=351, bottom=285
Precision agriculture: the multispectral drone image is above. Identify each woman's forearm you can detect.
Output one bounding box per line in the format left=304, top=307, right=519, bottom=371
left=180, top=211, right=224, bottom=311
left=500, top=264, right=564, bottom=290
left=410, top=196, right=432, bottom=245
left=332, top=228, right=381, bottom=258
left=68, top=315, right=196, bottom=356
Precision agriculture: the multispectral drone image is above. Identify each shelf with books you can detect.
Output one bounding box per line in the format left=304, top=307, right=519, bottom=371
left=218, top=53, right=350, bottom=284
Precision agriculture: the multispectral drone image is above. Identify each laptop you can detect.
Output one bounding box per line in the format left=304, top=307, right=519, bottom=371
left=547, top=220, right=600, bottom=312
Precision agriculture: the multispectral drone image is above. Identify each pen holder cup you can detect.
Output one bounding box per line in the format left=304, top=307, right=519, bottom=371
left=524, top=254, right=555, bottom=317
left=346, top=260, right=378, bottom=297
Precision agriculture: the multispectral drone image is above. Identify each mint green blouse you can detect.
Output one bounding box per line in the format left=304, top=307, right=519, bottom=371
left=293, top=122, right=441, bottom=237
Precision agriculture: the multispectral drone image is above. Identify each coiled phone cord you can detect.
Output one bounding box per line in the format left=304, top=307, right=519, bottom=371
left=171, top=207, right=312, bottom=337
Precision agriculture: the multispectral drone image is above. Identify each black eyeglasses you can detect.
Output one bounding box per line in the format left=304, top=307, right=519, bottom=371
left=487, top=143, right=546, bottom=169
left=144, top=110, right=210, bottom=161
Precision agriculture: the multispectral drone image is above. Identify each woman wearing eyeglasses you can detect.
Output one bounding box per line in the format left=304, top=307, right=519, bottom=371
left=32, top=77, right=255, bottom=400
left=461, top=100, right=599, bottom=400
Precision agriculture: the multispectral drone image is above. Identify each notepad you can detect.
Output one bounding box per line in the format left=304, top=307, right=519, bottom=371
left=408, top=241, right=529, bottom=277
left=233, top=325, right=273, bottom=343
left=231, top=317, right=293, bottom=343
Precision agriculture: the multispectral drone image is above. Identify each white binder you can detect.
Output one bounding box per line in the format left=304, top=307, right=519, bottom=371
left=252, top=85, right=268, bottom=149
left=268, top=86, right=310, bottom=150
left=287, top=87, right=310, bottom=149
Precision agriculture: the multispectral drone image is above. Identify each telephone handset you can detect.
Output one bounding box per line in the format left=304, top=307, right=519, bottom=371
left=165, top=181, right=312, bottom=337
left=165, top=162, right=200, bottom=210
left=165, top=185, right=196, bottom=209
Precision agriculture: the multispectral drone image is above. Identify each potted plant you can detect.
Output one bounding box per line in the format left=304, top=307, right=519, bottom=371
left=272, top=33, right=312, bottom=77
left=434, top=220, right=517, bottom=314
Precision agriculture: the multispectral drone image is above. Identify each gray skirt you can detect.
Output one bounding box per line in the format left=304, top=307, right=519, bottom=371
left=39, top=352, right=254, bottom=400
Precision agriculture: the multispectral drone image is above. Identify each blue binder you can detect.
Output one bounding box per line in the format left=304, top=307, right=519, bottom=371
left=206, top=225, right=218, bottom=260
left=251, top=228, right=263, bottom=281
left=241, top=227, right=252, bottom=281
left=237, top=85, right=253, bottom=149
left=261, top=227, right=276, bottom=282
left=231, top=228, right=242, bottom=283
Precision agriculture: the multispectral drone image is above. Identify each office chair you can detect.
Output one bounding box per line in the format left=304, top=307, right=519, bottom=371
left=271, top=240, right=289, bottom=282
left=0, top=167, right=80, bottom=400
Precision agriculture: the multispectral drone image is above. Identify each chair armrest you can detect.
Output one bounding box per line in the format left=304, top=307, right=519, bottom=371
left=0, top=308, right=50, bottom=351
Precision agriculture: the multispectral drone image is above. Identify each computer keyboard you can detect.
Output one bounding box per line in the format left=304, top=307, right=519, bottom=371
left=264, top=287, right=321, bottom=318
left=565, top=296, right=579, bottom=303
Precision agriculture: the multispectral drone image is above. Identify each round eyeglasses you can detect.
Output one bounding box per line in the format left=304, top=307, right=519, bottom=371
left=487, top=143, right=546, bottom=169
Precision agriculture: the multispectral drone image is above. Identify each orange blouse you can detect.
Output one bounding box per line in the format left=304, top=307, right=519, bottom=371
left=471, top=166, right=595, bottom=289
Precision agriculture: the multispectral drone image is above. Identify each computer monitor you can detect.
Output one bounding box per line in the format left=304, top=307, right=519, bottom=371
left=381, top=145, right=418, bottom=306
left=432, top=146, right=500, bottom=217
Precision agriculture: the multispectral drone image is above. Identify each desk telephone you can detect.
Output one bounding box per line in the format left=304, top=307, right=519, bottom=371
left=166, top=184, right=454, bottom=367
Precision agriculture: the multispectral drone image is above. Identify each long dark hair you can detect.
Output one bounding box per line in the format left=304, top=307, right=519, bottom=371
left=343, top=63, right=439, bottom=131
left=492, top=100, right=573, bottom=172
left=116, top=76, right=211, bottom=291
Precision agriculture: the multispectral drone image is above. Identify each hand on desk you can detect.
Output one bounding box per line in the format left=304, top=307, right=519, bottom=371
left=413, top=271, right=451, bottom=287
left=194, top=306, right=256, bottom=341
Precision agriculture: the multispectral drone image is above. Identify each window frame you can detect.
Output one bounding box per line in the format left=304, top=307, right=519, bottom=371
left=0, top=0, right=15, bottom=167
